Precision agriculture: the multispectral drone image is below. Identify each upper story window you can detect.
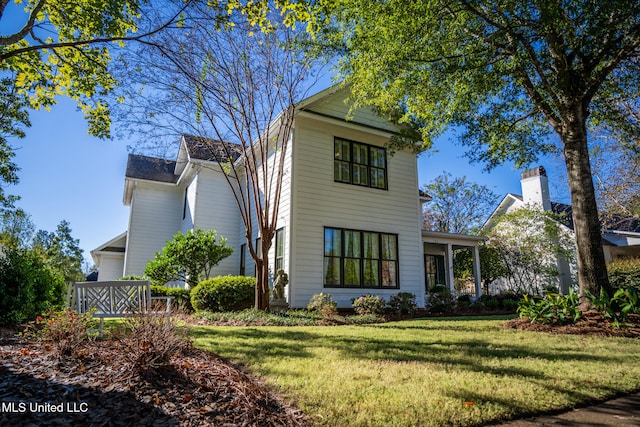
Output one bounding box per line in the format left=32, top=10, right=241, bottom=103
left=334, top=138, right=387, bottom=189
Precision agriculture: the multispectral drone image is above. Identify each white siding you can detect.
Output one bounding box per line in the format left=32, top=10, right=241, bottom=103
left=180, top=177, right=197, bottom=233
left=277, top=137, right=293, bottom=284
left=289, top=116, right=424, bottom=308
left=304, top=87, right=399, bottom=134
left=193, top=166, right=242, bottom=276
left=96, top=254, right=125, bottom=281
left=234, top=137, right=293, bottom=286
left=124, top=182, right=182, bottom=277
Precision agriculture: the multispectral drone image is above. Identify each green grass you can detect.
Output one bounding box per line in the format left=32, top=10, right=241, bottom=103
left=190, top=316, right=640, bottom=426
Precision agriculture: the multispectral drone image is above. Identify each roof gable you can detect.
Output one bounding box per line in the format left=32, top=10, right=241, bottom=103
left=182, top=134, right=243, bottom=162
left=126, top=154, right=178, bottom=184
left=297, top=85, right=402, bottom=134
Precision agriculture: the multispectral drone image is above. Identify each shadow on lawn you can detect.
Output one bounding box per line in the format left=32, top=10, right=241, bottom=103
left=190, top=327, right=318, bottom=361
left=190, top=323, right=620, bottom=382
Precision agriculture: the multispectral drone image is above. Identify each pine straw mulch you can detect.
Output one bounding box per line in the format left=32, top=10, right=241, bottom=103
left=0, top=326, right=310, bottom=427
left=503, top=310, right=640, bottom=338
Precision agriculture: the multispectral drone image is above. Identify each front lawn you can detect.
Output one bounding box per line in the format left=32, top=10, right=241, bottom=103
left=190, top=316, right=640, bottom=426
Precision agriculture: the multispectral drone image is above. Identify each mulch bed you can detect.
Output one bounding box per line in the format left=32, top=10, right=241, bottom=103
left=0, top=326, right=309, bottom=427
left=503, top=310, right=640, bottom=338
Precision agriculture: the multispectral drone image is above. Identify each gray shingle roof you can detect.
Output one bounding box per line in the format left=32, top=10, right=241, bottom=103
left=126, top=154, right=178, bottom=183
left=183, top=134, right=243, bottom=162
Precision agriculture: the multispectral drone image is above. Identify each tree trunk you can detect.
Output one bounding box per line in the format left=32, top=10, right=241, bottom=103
left=253, top=239, right=272, bottom=311
left=561, top=111, right=613, bottom=303
left=254, top=258, right=265, bottom=310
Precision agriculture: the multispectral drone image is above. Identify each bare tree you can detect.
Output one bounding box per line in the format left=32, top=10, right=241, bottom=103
left=590, top=100, right=640, bottom=222
left=116, top=4, right=318, bottom=309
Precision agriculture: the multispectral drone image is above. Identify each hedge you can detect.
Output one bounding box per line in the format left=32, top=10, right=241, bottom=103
left=191, top=276, right=255, bottom=312
left=150, top=285, right=194, bottom=312
left=608, top=258, right=640, bottom=290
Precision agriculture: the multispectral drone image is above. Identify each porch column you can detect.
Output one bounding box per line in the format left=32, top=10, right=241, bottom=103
left=446, top=243, right=455, bottom=294
left=472, top=245, right=483, bottom=298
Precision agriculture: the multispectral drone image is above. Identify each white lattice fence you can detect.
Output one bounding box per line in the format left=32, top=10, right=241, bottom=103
left=74, top=280, right=171, bottom=335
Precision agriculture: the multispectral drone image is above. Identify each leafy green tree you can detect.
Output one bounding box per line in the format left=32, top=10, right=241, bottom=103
left=1, top=0, right=193, bottom=141
left=0, top=207, right=34, bottom=249
left=0, top=77, right=29, bottom=211
left=0, top=247, right=66, bottom=325
left=422, top=173, right=498, bottom=234
left=453, top=245, right=508, bottom=294
left=1, top=0, right=139, bottom=137
left=303, top=0, right=640, bottom=301
left=32, top=220, right=85, bottom=284
left=144, top=229, right=233, bottom=288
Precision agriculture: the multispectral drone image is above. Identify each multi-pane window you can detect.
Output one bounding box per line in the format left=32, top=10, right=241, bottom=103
left=239, top=244, right=246, bottom=276
left=254, top=237, right=262, bottom=277
left=425, top=254, right=446, bottom=290
left=334, top=138, right=387, bottom=189
left=275, top=228, right=285, bottom=272
left=182, top=186, right=189, bottom=219
left=323, top=227, right=398, bottom=288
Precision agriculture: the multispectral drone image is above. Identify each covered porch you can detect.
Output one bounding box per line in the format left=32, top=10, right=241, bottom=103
left=422, top=231, right=485, bottom=298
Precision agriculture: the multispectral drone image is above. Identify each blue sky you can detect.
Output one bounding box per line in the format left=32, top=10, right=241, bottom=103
left=9, top=88, right=569, bottom=267
left=4, top=0, right=571, bottom=268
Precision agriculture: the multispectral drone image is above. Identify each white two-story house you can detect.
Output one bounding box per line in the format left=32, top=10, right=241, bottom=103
left=91, top=86, right=484, bottom=308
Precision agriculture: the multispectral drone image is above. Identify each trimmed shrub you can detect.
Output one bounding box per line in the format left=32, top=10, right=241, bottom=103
left=476, top=294, right=500, bottom=310
left=191, top=275, right=255, bottom=312
left=0, top=249, right=66, bottom=325
left=151, top=285, right=193, bottom=312
left=502, top=298, right=520, bottom=312
left=352, top=294, right=386, bottom=316
left=307, top=293, right=338, bottom=317
left=426, top=292, right=455, bottom=314
left=607, top=258, right=640, bottom=290
left=118, top=275, right=147, bottom=281
left=388, top=292, right=417, bottom=315
left=456, top=294, right=472, bottom=311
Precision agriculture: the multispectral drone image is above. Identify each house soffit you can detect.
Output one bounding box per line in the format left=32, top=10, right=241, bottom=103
left=422, top=230, right=485, bottom=246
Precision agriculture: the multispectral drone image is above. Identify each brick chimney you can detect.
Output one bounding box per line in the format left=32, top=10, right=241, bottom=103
left=520, top=166, right=551, bottom=211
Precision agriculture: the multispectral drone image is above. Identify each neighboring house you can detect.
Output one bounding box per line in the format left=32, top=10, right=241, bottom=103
left=91, top=232, right=127, bottom=281
left=91, top=86, right=484, bottom=307
left=485, top=166, right=640, bottom=293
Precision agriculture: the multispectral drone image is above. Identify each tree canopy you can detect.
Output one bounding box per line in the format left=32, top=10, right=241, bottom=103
left=32, top=220, right=85, bottom=284
left=144, top=229, right=233, bottom=288
left=422, top=173, right=498, bottom=234
left=303, top=0, right=640, bottom=299
left=0, top=0, right=150, bottom=138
